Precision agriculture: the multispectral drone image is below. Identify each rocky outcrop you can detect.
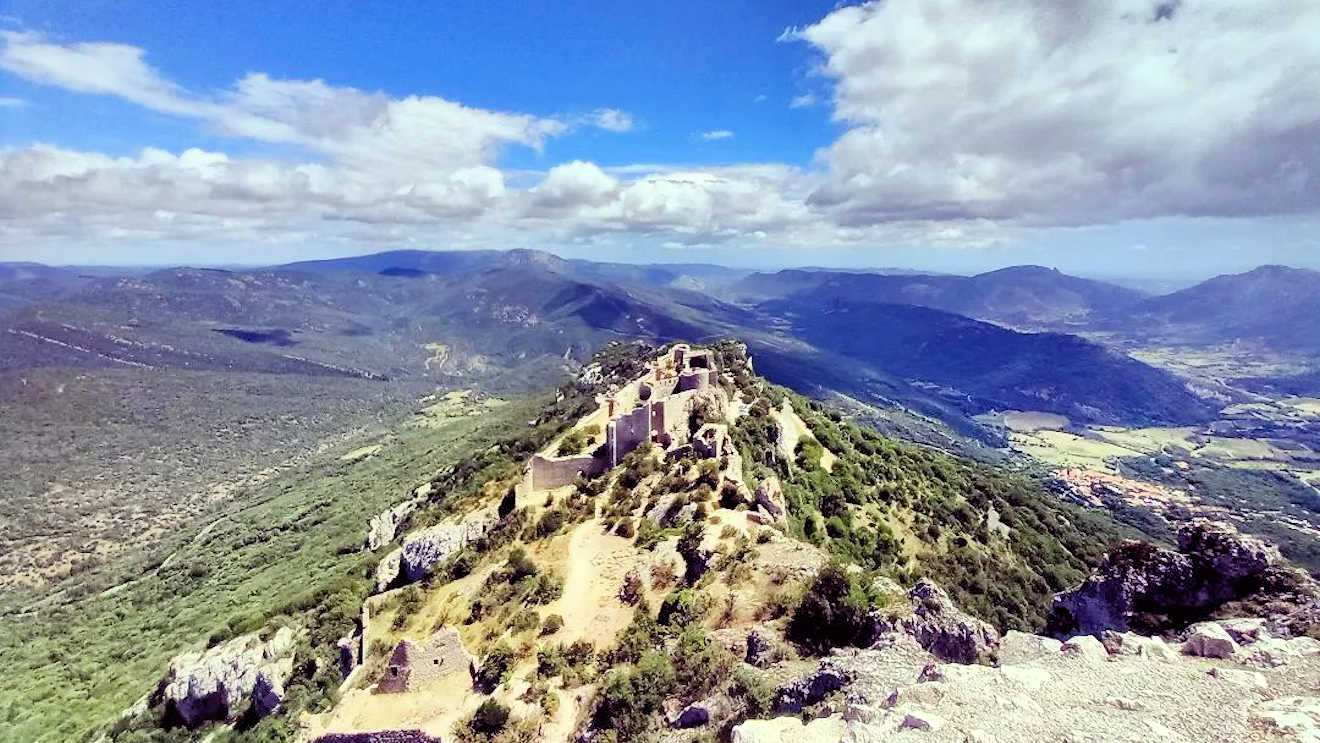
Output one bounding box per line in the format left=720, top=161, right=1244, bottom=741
left=374, top=547, right=403, bottom=592
left=871, top=581, right=1000, bottom=664
left=399, top=511, right=494, bottom=583
left=365, top=499, right=419, bottom=552
left=157, top=627, right=299, bottom=728
left=1046, top=520, right=1306, bottom=638
left=752, top=479, right=786, bottom=525
left=772, top=660, right=849, bottom=713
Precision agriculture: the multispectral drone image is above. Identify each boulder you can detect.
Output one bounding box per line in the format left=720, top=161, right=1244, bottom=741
left=900, top=709, right=946, bottom=732
left=1182, top=623, right=1238, bottom=659
left=745, top=630, right=776, bottom=668
left=1099, top=630, right=1177, bottom=661
left=753, top=480, right=787, bottom=525
left=1047, top=520, right=1281, bottom=638
left=1061, top=635, right=1110, bottom=663
left=158, top=627, right=299, bottom=728
left=1000, top=630, right=1062, bottom=662
left=882, top=683, right=946, bottom=709
left=872, top=581, right=1000, bottom=664
left=673, top=696, right=731, bottom=728
left=773, top=660, right=849, bottom=713
left=730, top=716, right=845, bottom=743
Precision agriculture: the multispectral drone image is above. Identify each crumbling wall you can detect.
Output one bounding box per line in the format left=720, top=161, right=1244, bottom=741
left=530, top=452, right=606, bottom=490
left=677, top=369, right=711, bottom=392
left=608, top=403, right=651, bottom=466
left=376, top=628, right=473, bottom=694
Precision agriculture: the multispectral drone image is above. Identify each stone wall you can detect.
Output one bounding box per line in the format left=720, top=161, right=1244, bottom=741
left=529, top=451, right=606, bottom=490
left=677, top=369, right=711, bottom=392
left=375, top=627, right=473, bottom=694
left=608, top=402, right=652, bottom=466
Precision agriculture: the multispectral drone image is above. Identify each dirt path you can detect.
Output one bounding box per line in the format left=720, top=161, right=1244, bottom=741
left=553, top=520, right=637, bottom=645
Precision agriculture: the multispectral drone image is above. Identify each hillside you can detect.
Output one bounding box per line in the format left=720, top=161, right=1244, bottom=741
left=1110, top=265, right=1320, bottom=353
left=749, top=299, right=1216, bottom=427
left=728, top=265, right=1146, bottom=329
left=78, top=341, right=1144, bottom=742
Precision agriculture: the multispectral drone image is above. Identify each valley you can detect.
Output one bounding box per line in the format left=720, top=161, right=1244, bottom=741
left=3, top=251, right=1320, bottom=743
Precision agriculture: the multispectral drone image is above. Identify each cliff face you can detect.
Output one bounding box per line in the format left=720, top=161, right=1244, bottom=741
left=1048, top=520, right=1320, bottom=639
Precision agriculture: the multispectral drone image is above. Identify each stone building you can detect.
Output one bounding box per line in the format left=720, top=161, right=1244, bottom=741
left=527, top=344, right=719, bottom=491
left=374, top=627, right=474, bottom=694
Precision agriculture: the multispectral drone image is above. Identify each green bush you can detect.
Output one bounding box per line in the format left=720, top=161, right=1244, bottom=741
left=591, top=650, right=676, bottom=740
left=787, top=562, right=886, bottom=654
left=475, top=642, right=516, bottom=692
left=540, top=614, right=564, bottom=636
left=658, top=589, right=710, bottom=628
left=469, top=698, right=510, bottom=735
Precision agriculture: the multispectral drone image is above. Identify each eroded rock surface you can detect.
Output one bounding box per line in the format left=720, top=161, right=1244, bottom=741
left=872, top=581, right=1000, bottom=663
left=1047, top=520, right=1317, bottom=638
left=157, top=627, right=299, bottom=728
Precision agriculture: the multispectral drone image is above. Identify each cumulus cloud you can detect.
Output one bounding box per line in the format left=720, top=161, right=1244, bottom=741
left=788, top=0, right=1320, bottom=225
left=3, top=2, right=1320, bottom=259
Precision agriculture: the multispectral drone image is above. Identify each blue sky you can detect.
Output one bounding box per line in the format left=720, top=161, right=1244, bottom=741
left=1, top=0, right=1318, bottom=278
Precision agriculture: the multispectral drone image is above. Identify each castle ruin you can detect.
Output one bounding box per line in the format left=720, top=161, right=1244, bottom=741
left=527, top=344, right=718, bottom=491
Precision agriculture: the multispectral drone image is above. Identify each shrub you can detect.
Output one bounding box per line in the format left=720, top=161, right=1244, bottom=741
left=529, top=573, right=563, bottom=604
left=615, top=517, right=636, bottom=539
left=618, top=569, right=643, bottom=606
left=534, top=508, right=567, bottom=539
left=634, top=519, right=661, bottom=551
left=591, top=651, right=676, bottom=740
left=469, top=698, right=510, bottom=736
left=475, top=642, right=516, bottom=692
left=787, top=562, right=885, bottom=654
left=658, top=589, right=710, bottom=628
left=540, top=614, right=564, bottom=636
left=511, top=609, right=540, bottom=634
left=556, top=429, right=591, bottom=457
left=671, top=626, right=732, bottom=699
left=730, top=666, right=772, bottom=716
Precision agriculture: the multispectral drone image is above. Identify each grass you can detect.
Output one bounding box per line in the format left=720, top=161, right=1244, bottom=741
left=1008, top=429, right=1142, bottom=471
left=0, top=391, right=555, bottom=743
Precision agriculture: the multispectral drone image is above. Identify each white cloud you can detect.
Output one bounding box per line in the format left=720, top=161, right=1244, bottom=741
left=789, top=0, right=1320, bottom=225
left=3, top=2, right=1320, bottom=261
left=0, top=95, right=26, bottom=107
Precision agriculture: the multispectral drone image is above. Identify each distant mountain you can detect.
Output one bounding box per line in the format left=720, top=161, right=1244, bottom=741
left=1111, top=265, right=1320, bottom=352
left=749, top=298, right=1216, bottom=427
left=728, top=265, right=1146, bottom=329
left=279, top=248, right=749, bottom=292
left=0, top=262, right=95, bottom=315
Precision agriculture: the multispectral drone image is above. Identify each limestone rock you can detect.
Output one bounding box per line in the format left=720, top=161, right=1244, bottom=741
left=1099, top=630, right=1178, bottom=661
left=374, top=547, right=403, bottom=592
left=1061, top=635, right=1110, bottom=663
left=730, top=716, right=845, bottom=743
left=1047, top=520, right=1280, bottom=638
left=157, top=627, right=299, bottom=728
left=882, top=683, right=946, bottom=709
left=1182, top=623, right=1238, bottom=659
left=399, top=512, right=492, bottom=582
left=900, top=709, right=946, bottom=732
left=673, top=696, right=731, bottom=728
left=365, top=498, right=419, bottom=552
left=1001, top=629, right=1062, bottom=662
left=1250, top=697, right=1320, bottom=742
left=745, top=630, right=778, bottom=668
left=773, top=660, right=849, bottom=713
left=872, top=581, right=1000, bottom=664
left=1207, top=666, right=1267, bottom=689
left=753, top=480, right=787, bottom=525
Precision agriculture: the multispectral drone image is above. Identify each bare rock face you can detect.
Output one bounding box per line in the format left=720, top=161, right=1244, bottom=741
left=374, top=547, right=403, bottom=593
left=1047, top=520, right=1285, bottom=638
left=157, top=627, right=299, bottom=728
left=873, top=581, right=1001, bottom=664
left=399, top=511, right=493, bottom=583
left=752, top=479, right=786, bottom=525
left=365, top=499, right=419, bottom=552
left=773, top=660, right=850, bottom=713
